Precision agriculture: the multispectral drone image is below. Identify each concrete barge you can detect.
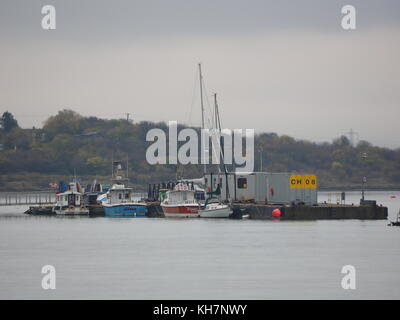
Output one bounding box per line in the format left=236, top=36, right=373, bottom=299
left=146, top=202, right=388, bottom=220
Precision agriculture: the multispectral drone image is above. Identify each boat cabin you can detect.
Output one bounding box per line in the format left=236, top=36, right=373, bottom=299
left=108, top=185, right=133, bottom=204
left=55, top=191, right=83, bottom=207
left=164, top=190, right=197, bottom=205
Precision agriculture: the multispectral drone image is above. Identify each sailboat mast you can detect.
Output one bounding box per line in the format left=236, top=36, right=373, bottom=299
left=213, top=93, right=221, bottom=174
left=214, top=94, right=230, bottom=201
left=214, top=93, right=218, bottom=129
left=198, top=63, right=206, bottom=174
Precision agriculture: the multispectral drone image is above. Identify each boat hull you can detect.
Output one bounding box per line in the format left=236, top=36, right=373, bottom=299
left=88, top=204, right=105, bottom=216
left=54, top=205, right=89, bottom=216
left=25, top=205, right=55, bottom=215
left=161, top=205, right=199, bottom=218
left=103, top=203, right=148, bottom=216
left=199, top=206, right=232, bottom=218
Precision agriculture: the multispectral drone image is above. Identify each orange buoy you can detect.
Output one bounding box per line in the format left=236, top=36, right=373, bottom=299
left=272, top=208, right=281, bottom=218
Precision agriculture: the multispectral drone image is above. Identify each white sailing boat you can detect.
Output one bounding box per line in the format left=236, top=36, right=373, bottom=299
left=199, top=200, right=232, bottom=218
left=199, top=92, right=232, bottom=218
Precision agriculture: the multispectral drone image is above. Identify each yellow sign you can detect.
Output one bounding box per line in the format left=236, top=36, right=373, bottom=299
left=289, top=175, right=317, bottom=189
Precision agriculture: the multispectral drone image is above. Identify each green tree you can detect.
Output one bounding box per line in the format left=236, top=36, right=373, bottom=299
left=3, top=127, right=31, bottom=150
left=0, top=111, right=19, bottom=132
left=43, top=109, right=82, bottom=139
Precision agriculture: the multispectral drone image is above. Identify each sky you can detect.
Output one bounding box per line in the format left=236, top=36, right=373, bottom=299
left=0, top=0, right=399, bottom=148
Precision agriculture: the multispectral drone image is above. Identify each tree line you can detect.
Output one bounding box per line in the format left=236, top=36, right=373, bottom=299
left=0, top=110, right=399, bottom=190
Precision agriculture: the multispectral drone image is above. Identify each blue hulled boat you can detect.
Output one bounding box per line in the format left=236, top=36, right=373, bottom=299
left=101, top=160, right=147, bottom=217
left=102, top=184, right=147, bottom=216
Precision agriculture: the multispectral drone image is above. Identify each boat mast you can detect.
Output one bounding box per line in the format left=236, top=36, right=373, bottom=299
left=214, top=93, right=230, bottom=201
left=198, top=63, right=206, bottom=175
left=213, top=93, right=221, bottom=174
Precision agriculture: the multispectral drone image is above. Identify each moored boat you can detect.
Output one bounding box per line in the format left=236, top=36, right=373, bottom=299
left=24, top=205, right=55, bottom=215
left=53, top=182, right=89, bottom=215
left=102, top=184, right=147, bottom=217
left=161, top=184, right=199, bottom=218
left=102, top=160, right=148, bottom=217
left=388, top=209, right=400, bottom=226
left=199, top=197, right=232, bottom=218
left=83, top=180, right=105, bottom=216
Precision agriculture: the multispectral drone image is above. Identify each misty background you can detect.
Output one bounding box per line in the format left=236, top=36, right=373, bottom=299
left=0, top=0, right=399, bottom=148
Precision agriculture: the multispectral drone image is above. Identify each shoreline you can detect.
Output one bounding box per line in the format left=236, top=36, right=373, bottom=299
left=318, top=187, right=400, bottom=192
left=1, top=187, right=400, bottom=193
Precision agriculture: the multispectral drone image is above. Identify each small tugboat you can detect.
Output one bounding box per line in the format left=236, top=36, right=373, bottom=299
left=161, top=183, right=199, bottom=218
left=53, top=181, right=89, bottom=215
left=388, top=210, right=400, bottom=226
left=102, top=161, right=147, bottom=217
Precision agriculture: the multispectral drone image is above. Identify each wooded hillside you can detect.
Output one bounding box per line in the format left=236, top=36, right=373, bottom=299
left=1, top=110, right=399, bottom=191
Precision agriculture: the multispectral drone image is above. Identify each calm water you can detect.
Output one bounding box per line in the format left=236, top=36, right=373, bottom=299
left=0, top=190, right=399, bottom=299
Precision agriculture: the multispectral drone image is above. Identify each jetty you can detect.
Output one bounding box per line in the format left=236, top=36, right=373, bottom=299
left=0, top=191, right=55, bottom=206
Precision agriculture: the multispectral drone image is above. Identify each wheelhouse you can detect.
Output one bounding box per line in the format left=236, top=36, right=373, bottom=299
left=55, top=191, right=83, bottom=206
left=165, top=190, right=197, bottom=205
left=108, top=187, right=133, bottom=204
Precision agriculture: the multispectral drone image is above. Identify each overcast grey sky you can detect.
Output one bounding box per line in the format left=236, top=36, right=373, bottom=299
left=1, top=0, right=399, bottom=148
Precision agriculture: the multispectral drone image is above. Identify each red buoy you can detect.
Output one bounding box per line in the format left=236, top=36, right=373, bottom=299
left=272, top=208, right=281, bottom=218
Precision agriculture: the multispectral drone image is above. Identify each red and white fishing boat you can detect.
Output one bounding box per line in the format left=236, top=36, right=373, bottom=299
left=161, top=183, right=199, bottom=218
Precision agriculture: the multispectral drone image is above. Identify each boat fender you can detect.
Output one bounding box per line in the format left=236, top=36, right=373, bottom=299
left=272, top=208, right=281, bottom=218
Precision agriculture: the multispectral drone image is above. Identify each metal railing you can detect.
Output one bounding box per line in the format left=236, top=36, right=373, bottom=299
left=0, top=191, right=56, bottom=206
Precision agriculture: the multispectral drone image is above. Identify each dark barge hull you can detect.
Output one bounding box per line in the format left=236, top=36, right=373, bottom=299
left=237, top=203, right=388, bottom=220
left=146, top=202, right=388, bottom=220
left=88, top=204, right=105, bottom=216
left=24, top=205, right=55, bottom=215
